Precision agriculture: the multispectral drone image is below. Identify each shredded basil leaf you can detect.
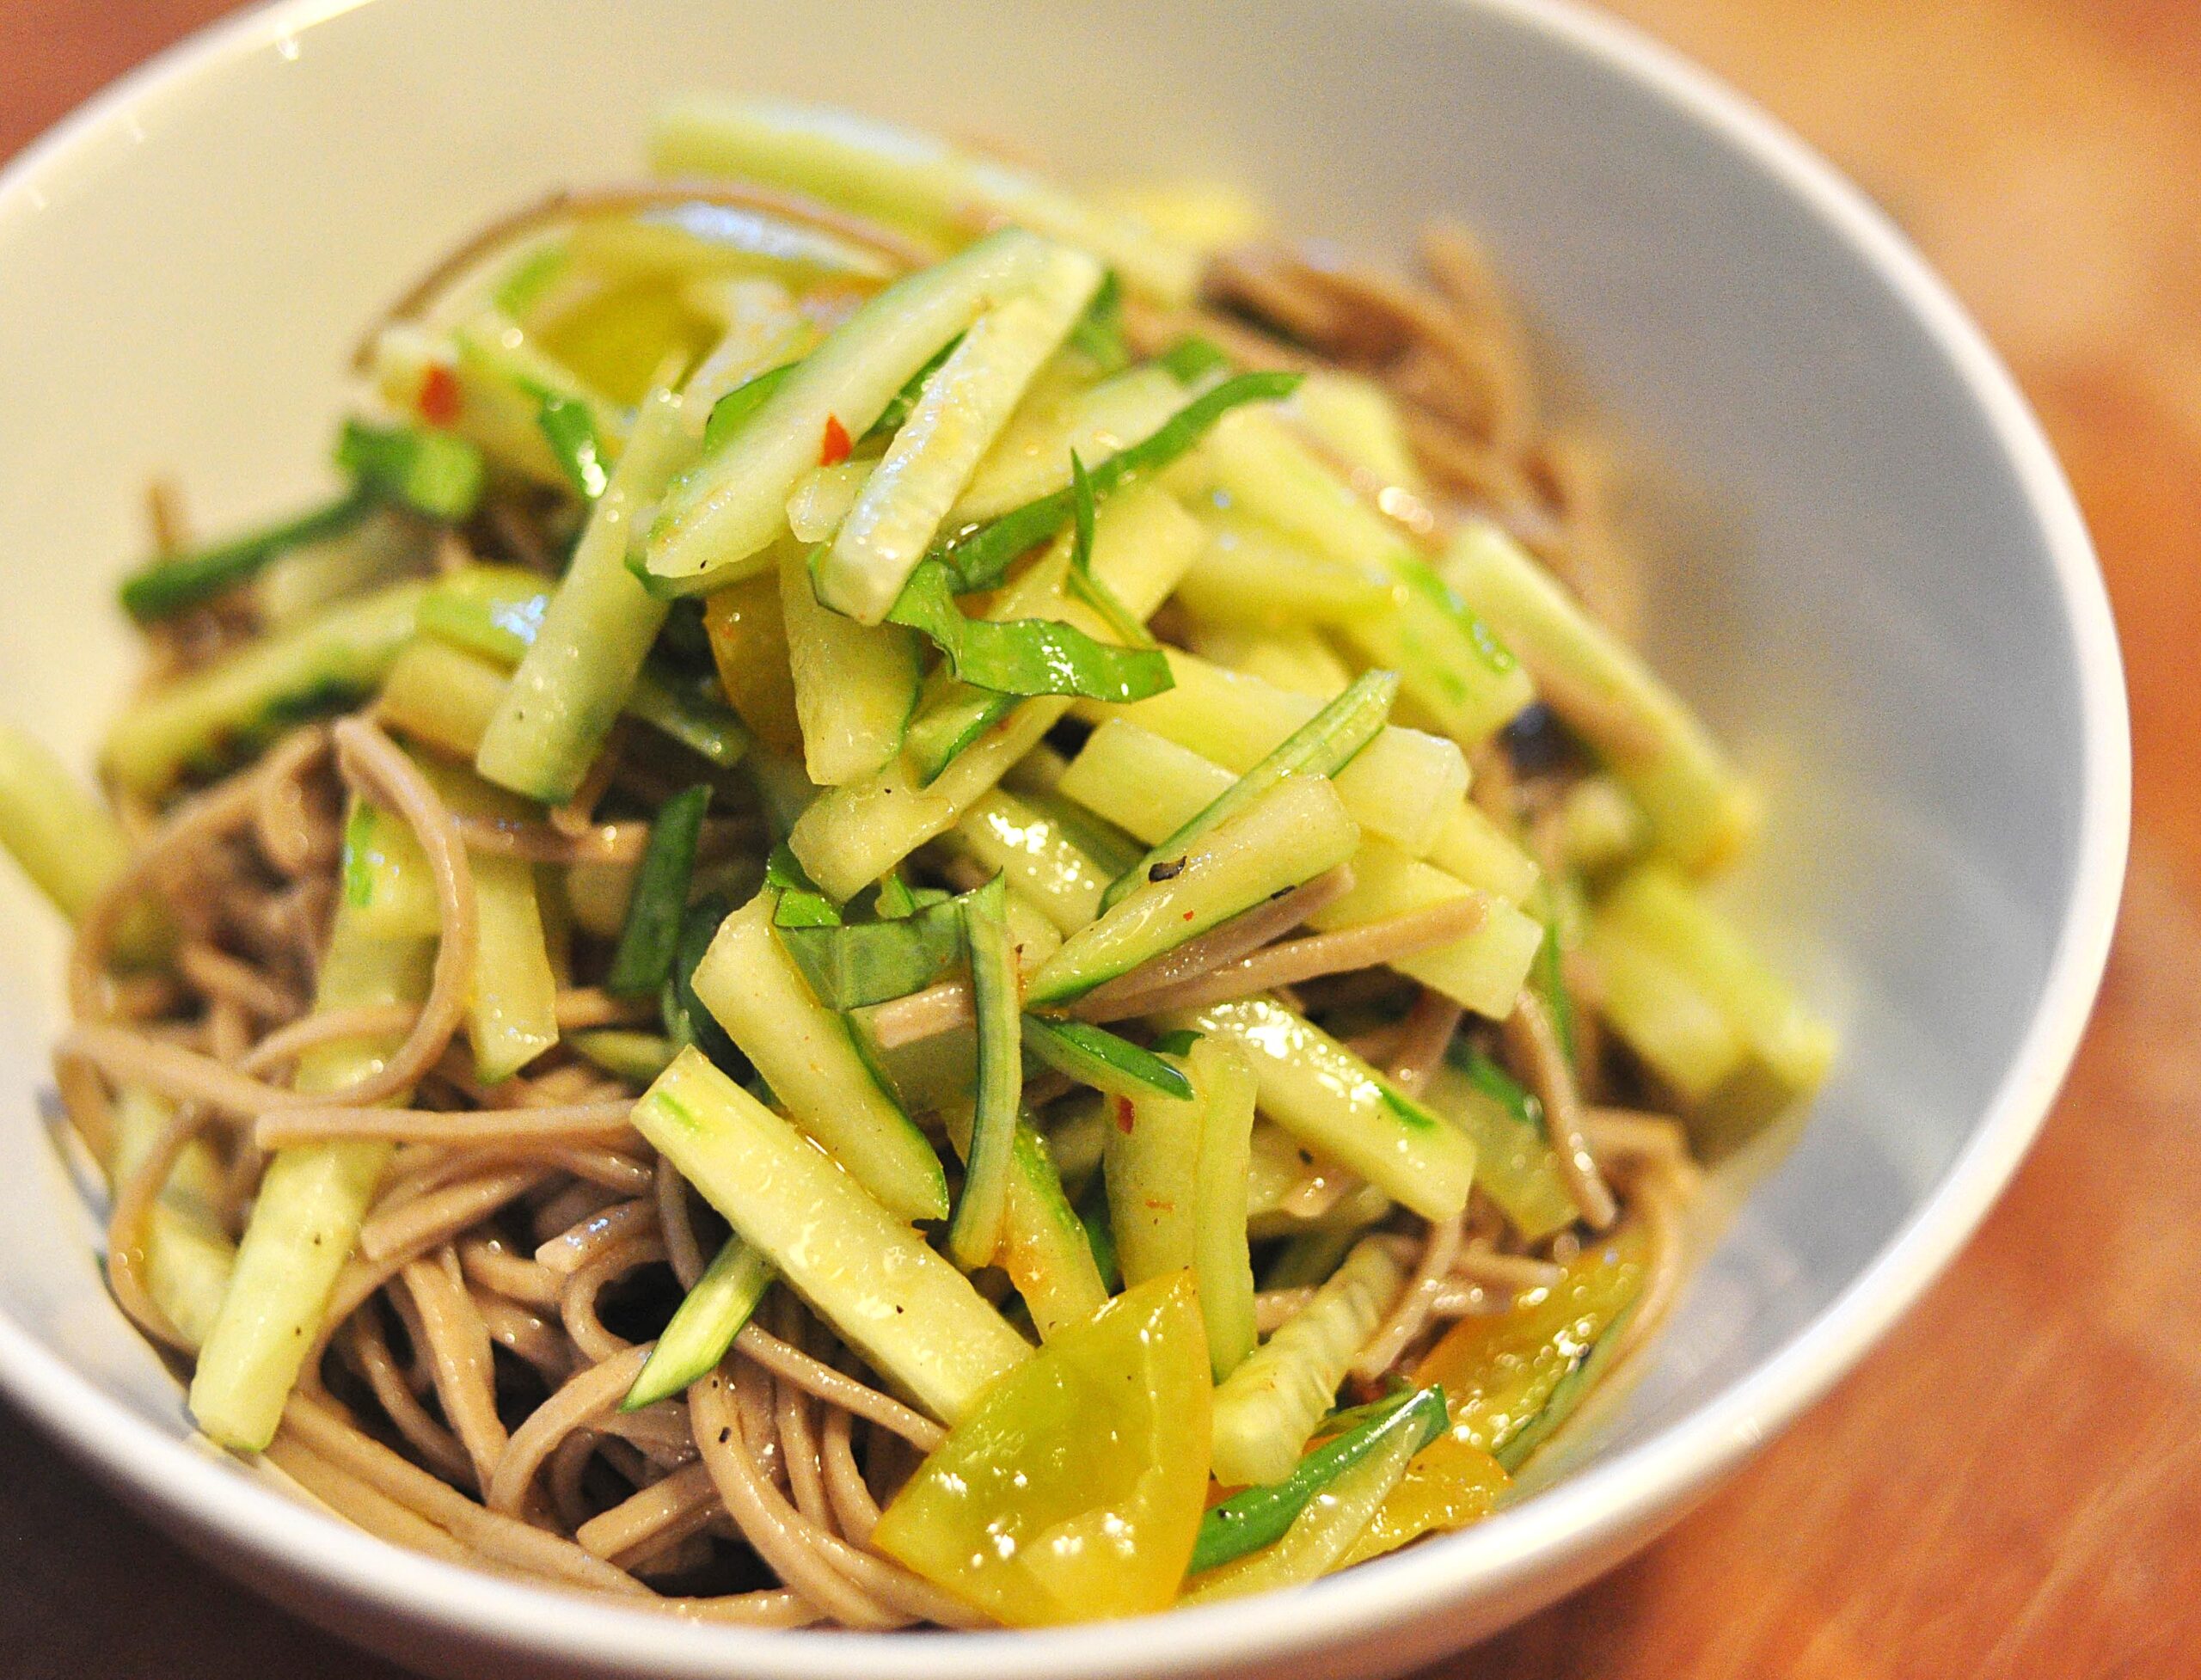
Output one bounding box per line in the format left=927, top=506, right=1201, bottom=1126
left=934, top=369, right=1302, bottom=592
left=886, top=560, right=1172, bottom=702
left=605, top=784, right=712, bottom=997
left=1158, top=334, right=1231, bottom=384
left=774, top=892, right=966, bottom=1010
left=862, top=333, right=962, bottom=443
left=536, top=394, right=609, bottom=500
left=1065, top=270, right=1129, bottom=373
left=702, top=362, right=800, bottom=453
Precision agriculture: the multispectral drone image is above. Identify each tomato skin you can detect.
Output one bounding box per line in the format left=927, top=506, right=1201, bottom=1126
left=1412, top=1223, right=1646, bottom=1456
left=1336, top=1432, right=1511, bottom=1568
left=872, top=1272, right=1212, bottom=1627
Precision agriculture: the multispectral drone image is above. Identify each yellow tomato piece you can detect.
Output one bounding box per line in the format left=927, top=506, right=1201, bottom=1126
left=872, top=1272, right=1212, bottom=1627
left=1336, top=1432, right=1511, bottom=1568
left=1413, top=1223, right=1647, bottom=1457
left=702, top=573, right=803, bottom=756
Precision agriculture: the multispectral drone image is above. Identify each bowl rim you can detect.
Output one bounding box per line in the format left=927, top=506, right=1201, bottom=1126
left=0, top=0, right=2130, bottom=1674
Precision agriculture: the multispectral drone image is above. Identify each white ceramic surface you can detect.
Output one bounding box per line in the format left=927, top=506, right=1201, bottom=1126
left=0, top=1, right=2126, bottom=1677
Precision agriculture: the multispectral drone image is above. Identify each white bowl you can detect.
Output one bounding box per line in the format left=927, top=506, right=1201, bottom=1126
left=0, top=1, right=2127, bottom=1676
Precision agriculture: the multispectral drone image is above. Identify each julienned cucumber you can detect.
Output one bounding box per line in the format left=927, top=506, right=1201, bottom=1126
left=1159, top=996, right=1477, bottom=1223
left=817, top=246, right=1103, bottom=623
left=633, top=1048, right=1030, bottom=1424
left=1207, top=1235, right=1408, bottom=1487
left=475, top=389, right=690, bottom=803
left=645, top=229, right=1064, bottom=592
left=622, top=1235, right=773, bottom=1411
left=104, top=580, right=426, bottom=794
left=779, top=543, right=920, bottom=787
left=947, top=875, right=1021, bottom=1269
left=690, top=890, right=948, bottom=1222
left=787, top=484, right=1203, bottom=899
left=1100, top=668, right=1395, bottom=911
left=1023, top=775, right=1360, bottom=1009
left=650, top=95, right=1199, bottom=306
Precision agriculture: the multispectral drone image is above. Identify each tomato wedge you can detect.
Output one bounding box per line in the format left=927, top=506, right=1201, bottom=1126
left=873, top=1272, right=1212, bottom=1626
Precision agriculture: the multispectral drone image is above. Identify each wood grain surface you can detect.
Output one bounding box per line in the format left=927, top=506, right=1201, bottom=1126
left=1, top=3, right=2189, bottom=1675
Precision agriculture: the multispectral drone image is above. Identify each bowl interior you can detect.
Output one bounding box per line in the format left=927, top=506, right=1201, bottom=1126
left=0, top=0, right=2122, bottom=1675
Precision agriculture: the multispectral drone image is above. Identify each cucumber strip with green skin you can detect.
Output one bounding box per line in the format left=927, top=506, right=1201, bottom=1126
left=118, top=424, right=480, bottom=623
left=1024, top=775, right=1361, bottom=1009
left=634, top=1047, right=1029, bottom=1423
left=1441, top=520, right=1760, bottom=873
left=1191, top=1384, right=1445, bottom=1574
left=0, top=722, right=138, bottom=928
left=476, top=389, right=694, bottom=802
left=691, top=890, right=947, bottom=1222
left=1286, top=369, right=1425, bottom=494
left=1173, top=505, right=1392, bottom=628
left=1208, top=1236, right=1409, bottom=1487
left=1021, top=1015, right=1192, bottom=1101
left=108, top=1088, right=236, bottom=1352
left=188, top=903, right=434, bottom=1450
left=568, top=1028, right=679, bottom=1085
left=1198, top=408, right=1533, bottom=746
left=1160, top=996, right=1477, bottom=1223
left=650, top=95, right=1198, bottom=306
left=953, top=362, right=1191, bottom=523
left=622, top=1235, right=773, bottom=1411
left=818, top=248, right=1103, bottom=623
left=105, top=580, right=427, bottom=795
left=935, top=371, right=1300, bottom=594
left=1079, top=651, right=1468, bottom=856
left=646, top=229, right=1061, bottom=592
left=1592, top=861, right=1835, bottom=1097
left=1305, top=839, right=1545, bottom=1021
left=605, top=784, right=712, bottom=996
left=781, top=544, right=920, bottom=786
left=376, top=637, right=509, bottom=762
left=1189, top=1034, right=1260, bottom=1381
left=787, top=485, right=1202, bottom=899
left=947, top=875, right=1021, bottom=1269
left=336, top=800, right=449, bottom=935
left=1426, top=796, right=1542, bottom=904
left=414, top=567, right=751, bottom=769
left=1102, top=1049, right=1203, bottom=1288
left=1074, top=1162, right=1120, bottom=1291
left=1424, top=1052, right=1576, bottom=1243
left=120, top=493, right=370, bottom=623
left=944, top=1107, right=1109, bottom=1340
left=950, top=788, right=1112, bottom=935
left=785, top=460, right=874, bottom=543
left=1060, top=725, right=1540, bottom=1016
left=1186, top=1422, right=1422, bottom=1601
left=1100, top=670, right=1395, bottom=912
left=414, top=760, right=562, bottom=1083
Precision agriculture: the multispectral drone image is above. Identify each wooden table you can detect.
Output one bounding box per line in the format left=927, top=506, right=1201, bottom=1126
left=3, top=3, right=2192, bottom=1675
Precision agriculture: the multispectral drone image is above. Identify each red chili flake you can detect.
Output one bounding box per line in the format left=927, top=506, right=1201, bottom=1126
left=1113, top=1096, right=1136, bottom=1135
left=1183, top=910, right=1196, bottom=921
left=417, top=363, right=461, bottom=426
left=818, top=414, right=852, bottom=466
